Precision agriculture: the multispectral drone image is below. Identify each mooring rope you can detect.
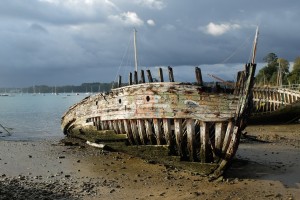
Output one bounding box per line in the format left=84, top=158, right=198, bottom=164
left=0, top=122, right=11, bottom=136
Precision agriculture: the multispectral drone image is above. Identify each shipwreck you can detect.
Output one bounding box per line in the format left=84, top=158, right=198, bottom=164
left=61, top=28, right=258, bottom=178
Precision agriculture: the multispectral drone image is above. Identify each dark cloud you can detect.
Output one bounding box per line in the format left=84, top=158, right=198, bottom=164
left=0, top=0, right=299, bottom=87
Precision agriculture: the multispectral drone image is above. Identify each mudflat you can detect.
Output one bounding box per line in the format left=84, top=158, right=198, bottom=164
left=0, top=124, right=299, bottom=199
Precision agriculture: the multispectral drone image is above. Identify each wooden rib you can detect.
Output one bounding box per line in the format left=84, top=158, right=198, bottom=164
left=108, top=121, right=114, bottom=130
left=137, top=119, right=147, bottom=144
left=174, top=119, right=183, bottom=157
left=112, top=120, right=120, bottom=134
left=118, top=120, right=125, bottom=134
left=153, top=119, right=163, bottom=145
left=215, top=122, right=225, bottom=156
left=163, top=119, right=172, bottom=146
left=186, top=119, right=196, bottom=161
left=144, top=119, right=155, bottom=144
left=123, top=120, right=135, bottom=145
left=200, top=121, right=209, bottom=163
left=213, top=126, right=239, bottom=178
left=130, top=119, right=141, bottom=144
left=221, top=121, right=233, bottom=154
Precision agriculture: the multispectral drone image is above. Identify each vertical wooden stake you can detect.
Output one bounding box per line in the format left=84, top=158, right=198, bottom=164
left=134, top=71, right=138, bottom=84
left=118, top=75, right=122, bottom=88
left=168, top=66, right=174, bottom=82
left=158, top=68, right=164, bottom=82
left=195, top=67, right=203, bottom=86
left=140, top=70, right=145, bottom=83
left=129, top=72, right=133, bottom=85
left=146, top=70, right=153, bottom=82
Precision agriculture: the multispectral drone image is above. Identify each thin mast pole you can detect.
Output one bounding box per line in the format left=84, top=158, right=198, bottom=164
left=251, top=26, right=259, bottom=64
left=133, top=28, right=138, bottom=72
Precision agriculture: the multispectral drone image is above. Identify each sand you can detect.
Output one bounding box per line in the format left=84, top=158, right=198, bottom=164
left=0, top=124, right=299, bottom=199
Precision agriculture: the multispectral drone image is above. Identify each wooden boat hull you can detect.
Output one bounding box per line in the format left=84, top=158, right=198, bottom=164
left=250, top=87, right=300, bottom=124
left=61, top=64, right=256, bottom=177
left=249, top=100, right=300, bottom=124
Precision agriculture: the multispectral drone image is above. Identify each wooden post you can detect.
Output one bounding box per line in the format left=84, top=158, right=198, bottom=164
left=195, top=67, right=203, bottom=85
left=158, top=68, right=164, bottom=82
left=146, top=70, right=153, bottom=82
left=118, top=75, right=122, bottom=88
left=140, top=70, right=145, bottom=83
left=168, top=66, right=174, bottom=82
left=129, top=72, right=133, bottom=85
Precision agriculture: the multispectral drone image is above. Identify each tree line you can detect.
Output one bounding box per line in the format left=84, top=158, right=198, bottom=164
left=255, top=53, right=300, bottom=86
left=0, top=82, right=114, bottom=94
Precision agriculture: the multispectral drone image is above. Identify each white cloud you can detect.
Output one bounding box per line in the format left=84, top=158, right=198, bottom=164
left=109, top=12, right=144, bottom=26
left=202, top=22, right=241, bottom=36
left=147, top=19, right=155, bottom=26
left=136, top=0, right=165, bottom=10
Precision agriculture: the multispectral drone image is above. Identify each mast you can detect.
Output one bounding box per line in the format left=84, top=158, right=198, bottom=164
left=251, top=26, right=259, bottom=64
left=133, top=28, right=138, bottom=72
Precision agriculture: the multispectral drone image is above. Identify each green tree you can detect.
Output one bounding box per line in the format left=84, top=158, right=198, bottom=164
left=277, top=58, right=290, bottom=85
left=288, top=57, right=300, bottom=84
left=255, top=53, right=279, bottom=85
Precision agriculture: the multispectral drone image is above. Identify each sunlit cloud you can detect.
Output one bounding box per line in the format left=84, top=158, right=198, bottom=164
left=201, top=22, right=241, bottom=36
left=109, top=12, right=144, bottom=26
left=147, top=19, right=155, bottom=26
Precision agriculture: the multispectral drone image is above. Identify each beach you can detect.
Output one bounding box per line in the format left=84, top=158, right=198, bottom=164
left=1, top=124, right=299, bottom=200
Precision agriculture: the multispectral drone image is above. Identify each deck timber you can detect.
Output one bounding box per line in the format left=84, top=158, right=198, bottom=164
left=61, top=64, right=256, bottom=178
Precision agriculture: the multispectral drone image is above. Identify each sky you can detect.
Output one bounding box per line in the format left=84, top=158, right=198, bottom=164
left=0, top=0, right=299, bottom=88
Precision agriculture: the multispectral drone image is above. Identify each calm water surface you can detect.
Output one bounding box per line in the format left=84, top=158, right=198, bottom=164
left=0, top=93, right=86, bottom=140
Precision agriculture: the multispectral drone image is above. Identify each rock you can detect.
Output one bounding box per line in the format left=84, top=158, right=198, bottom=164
left=58, top=156, right=65, bottom=159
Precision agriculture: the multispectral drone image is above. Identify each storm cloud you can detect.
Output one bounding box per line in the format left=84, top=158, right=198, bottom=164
left=0, top=0, right=299, bottom=87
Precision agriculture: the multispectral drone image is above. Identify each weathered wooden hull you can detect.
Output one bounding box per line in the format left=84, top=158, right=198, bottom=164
left=250, top=87, right=300, bottom=124
left=61, top=64, right=256, bottom=177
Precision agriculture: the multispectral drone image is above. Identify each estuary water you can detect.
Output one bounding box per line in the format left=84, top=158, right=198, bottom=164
left=0, top=93, right=86, bottom=140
